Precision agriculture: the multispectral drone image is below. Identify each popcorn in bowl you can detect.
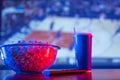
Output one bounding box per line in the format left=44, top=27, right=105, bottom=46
left=0, top=40, right=60, bottom=73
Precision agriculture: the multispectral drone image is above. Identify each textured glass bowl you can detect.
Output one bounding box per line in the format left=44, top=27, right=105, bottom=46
left=0, top=43, right=60, bottom=73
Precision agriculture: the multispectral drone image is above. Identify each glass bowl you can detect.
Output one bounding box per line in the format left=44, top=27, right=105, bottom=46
left=0, top=43, right=60, bottom=73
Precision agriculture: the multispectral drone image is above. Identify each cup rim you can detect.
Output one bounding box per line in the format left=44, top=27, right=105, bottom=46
left=74, top=33, right=92, bottom=37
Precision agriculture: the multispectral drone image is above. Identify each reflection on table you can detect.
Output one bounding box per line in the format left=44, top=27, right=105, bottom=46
left=0, top=69, right=120, bottom=80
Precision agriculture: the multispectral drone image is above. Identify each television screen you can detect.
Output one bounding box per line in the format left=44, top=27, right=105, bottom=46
left=1, top=0, right=120, bottom=69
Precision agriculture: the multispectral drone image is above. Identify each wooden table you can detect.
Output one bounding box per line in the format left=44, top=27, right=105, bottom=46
left=0, top=69, right=120, bottom=80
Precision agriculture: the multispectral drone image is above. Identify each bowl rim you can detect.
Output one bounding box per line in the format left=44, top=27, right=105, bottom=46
left=0, top=43, right=60, bottom=50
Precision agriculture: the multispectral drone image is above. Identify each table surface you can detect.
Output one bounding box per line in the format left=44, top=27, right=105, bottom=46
left=0, top=69, right=120, bottom=80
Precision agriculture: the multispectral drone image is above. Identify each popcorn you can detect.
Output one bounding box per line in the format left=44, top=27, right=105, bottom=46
left=4, top=40, right=57, bottom=72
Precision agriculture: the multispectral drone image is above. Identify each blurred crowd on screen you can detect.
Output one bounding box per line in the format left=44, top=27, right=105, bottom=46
left=2, top=0, right=120, bottom=19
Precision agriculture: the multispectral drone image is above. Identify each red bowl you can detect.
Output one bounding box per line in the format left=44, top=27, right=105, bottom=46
left=0, top=43, right=60, bottom=73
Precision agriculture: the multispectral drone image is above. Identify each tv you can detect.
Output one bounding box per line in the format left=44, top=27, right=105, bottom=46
left=1, top=0, right=120, bottom=69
